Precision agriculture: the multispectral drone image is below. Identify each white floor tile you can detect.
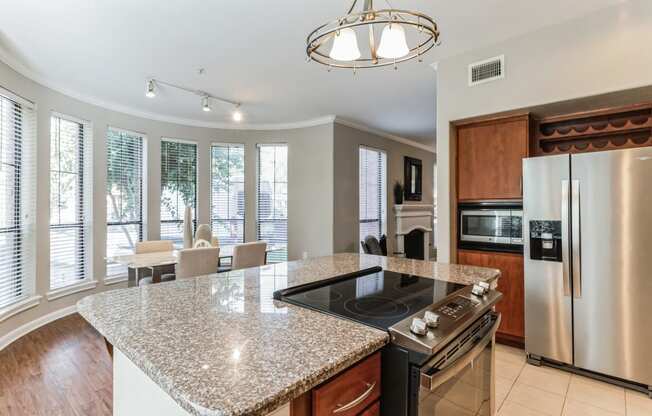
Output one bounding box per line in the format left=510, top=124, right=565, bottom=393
left=499, top=401, right=550, bottom=416
left=566, top=375, right=625, bottom=415
left=505, top=383, right=565, bottom=416
left=562, top=399, right=622, bottom=416
left=626, top=390, right=652, bottom=416
left=495, top=358, right=525, bottom=384
left=496, top=344, right=526, bottom=366
left=517, top=364, right=571, bottom=396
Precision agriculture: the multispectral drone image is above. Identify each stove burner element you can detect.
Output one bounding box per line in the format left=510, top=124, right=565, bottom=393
left=343, top=296, right=410, bottom=319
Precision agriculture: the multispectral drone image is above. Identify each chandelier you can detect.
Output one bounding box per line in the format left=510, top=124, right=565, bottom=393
left=306, top=0, right=440, bottom=70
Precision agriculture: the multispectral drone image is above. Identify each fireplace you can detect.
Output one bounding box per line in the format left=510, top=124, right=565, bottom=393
left=394, top=204, right=434, bottom=261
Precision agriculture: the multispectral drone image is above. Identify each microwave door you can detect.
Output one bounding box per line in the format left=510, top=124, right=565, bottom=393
left=461, top=210, right=512, bottom=244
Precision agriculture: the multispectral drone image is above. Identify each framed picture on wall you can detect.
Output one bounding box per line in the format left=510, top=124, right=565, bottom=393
left=404, top=156, right=422, bottom=201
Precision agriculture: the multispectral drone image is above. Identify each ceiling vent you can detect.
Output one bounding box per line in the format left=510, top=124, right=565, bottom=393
left=468, top=55, right=504, bottom=86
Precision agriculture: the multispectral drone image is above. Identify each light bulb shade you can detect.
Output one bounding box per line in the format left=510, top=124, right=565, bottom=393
left=377, top=23, right=409, bottom=59
left=202, top=96, right=211, bottom=112
left=145, top=80, right=156, bottom=98
left=232, top=109, right=243, bottom=122
left=329, top=28, right=361, bottom=61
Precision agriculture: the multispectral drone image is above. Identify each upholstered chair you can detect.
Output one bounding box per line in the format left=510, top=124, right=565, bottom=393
left=231, top=241, right=267, bottom=271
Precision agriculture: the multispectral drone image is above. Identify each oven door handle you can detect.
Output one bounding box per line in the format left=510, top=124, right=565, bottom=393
left=420, top=314, right=501, bottom=392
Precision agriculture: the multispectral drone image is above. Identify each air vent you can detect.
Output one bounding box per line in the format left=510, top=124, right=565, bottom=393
left=468, top=55, right=505, bottom=86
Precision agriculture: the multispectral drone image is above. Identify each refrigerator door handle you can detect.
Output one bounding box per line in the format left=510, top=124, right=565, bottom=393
left=561, top=180, right=571, bottom=297
left=571, top=180, right=582, bottom=298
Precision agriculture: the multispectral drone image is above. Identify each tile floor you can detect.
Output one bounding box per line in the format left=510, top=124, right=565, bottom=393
left=495, top=344, right=652, bottom=416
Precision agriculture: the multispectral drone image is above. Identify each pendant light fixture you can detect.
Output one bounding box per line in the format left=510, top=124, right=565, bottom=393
left=144, top=78, right=242, bottom=122
left=307, top=0, right=439, bottom=70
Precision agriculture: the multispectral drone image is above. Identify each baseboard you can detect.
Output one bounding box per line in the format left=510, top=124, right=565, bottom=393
left=496, top=332, right=525, bottom=349
left=0, top=304, right=78, bottom=351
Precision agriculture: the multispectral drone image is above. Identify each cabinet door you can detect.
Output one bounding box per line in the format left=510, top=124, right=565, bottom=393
left=457, top=250, right=524, bottom=344
left=457, top=118, right=528, bottom=201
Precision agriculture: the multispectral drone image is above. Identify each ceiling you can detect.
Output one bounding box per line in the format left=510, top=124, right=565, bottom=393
left=0, top=0, right=625, bottom=144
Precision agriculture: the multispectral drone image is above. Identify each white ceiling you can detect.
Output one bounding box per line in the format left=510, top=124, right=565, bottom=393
left=0, top=0, right=624, bottom=144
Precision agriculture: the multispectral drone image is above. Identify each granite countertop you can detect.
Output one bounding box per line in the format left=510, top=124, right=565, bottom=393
left=77, top=253, right=500, bottom=416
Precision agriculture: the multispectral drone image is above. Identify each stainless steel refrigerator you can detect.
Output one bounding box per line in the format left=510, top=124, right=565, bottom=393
left=523, top=147, right=652, bottom=392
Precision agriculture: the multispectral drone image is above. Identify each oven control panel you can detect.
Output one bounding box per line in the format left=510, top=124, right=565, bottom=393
left=434, top=296, right=478, bottom=320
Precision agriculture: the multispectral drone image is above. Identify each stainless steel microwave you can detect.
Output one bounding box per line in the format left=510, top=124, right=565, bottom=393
left=458, top=204, right=523, bottom=252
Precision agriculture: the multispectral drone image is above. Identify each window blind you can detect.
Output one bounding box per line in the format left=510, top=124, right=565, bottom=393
left=210, top=143, right=244, bottom=245
left=256, top=144, right=287, bottom=262
left=0, top=91, right=36, bottom=308
left=161, top=139, right=197, bottom=247
left=49, top=114, right=92, bottom=290
left=106, top=128, right=144, bottom=277
left=359, top=146, right=387, bottom=243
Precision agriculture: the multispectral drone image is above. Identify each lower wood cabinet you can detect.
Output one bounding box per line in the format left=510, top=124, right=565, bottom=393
left=291, top=352, right=381, bottom=416
left=457, top=249, right=525, bottom=347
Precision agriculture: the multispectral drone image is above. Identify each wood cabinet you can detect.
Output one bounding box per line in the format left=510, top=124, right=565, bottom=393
left=457, top=249, right=524, bottom=347
left=292, top=352, right=381, bottom=416
left=456, top=115, right=529, bottom=201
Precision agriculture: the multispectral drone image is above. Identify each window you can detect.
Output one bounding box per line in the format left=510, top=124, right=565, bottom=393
left=49, top=114, right=92, bottom=290
left=211, top=143, right=244, bottom=245
left=256, top=144, right=287, bottom=262
left=106, top=128, right=144, bottom=277
left=359, top=146, right=387, bottom=243
left=0, top=91, right=35, bottom=308
left=160, top=139, right=197, bottom=247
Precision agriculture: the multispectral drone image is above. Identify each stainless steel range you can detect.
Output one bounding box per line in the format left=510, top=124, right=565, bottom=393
left=274, top=267, right=502, bottom=416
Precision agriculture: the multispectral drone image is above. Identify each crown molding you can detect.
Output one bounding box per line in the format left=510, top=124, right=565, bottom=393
left=0, top=50, right=337, bottom=131
left=333, top=116, right=436, bottom=153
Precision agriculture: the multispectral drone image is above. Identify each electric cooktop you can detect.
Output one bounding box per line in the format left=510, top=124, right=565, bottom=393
left=274, top=267, right=465, bottom=330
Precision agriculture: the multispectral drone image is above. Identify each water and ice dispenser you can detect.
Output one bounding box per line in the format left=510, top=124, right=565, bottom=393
left=529, top=220, right=562, bottom=262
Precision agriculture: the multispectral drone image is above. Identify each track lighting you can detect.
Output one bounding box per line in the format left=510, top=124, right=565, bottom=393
left=202, top=96, right=212, bottom=112
left=144, top=78, right=242, bottom=121
left=145, top=80, right=156, bottom=98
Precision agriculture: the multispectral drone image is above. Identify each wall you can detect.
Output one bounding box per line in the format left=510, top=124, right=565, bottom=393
left=333, top=123, right=436, bottom=255
left=0, top=58, right=334, bottom=341
left=436, top=0, right=652, bottom=262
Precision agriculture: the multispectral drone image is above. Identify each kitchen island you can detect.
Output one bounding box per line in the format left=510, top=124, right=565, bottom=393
left=77, top=253, right=500, bottom=416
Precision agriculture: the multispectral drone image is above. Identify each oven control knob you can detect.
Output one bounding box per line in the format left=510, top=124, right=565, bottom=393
left=424, top=311, right=440, bottom=328
left=471, top=284, right=487, bottom=297
left=410, top=318, right=427, bottom=336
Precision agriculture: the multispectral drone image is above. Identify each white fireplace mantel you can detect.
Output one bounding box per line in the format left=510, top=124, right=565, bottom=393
left=394, top=204, right=434, bottom=260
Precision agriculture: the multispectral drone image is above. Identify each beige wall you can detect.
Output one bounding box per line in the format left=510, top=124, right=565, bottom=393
left=333, top=123, right=436, bottom=255
left=0, top=59, right=334, bottom=339
left=436, top=0, right=652, bottom=262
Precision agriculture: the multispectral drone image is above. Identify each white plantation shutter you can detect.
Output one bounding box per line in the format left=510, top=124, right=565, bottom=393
left=106, top=128, right=144, bottom=277
left=0, top=90, right=36, bottom=308
left=256, top=144, right=287, bottom=262
left=359, top=146, right=387, bottom=243
left=49, top=114, right=92, bottom=290
left=160, top=139, right=197, bottom=247
left=210, top=143, right=244, bottom=245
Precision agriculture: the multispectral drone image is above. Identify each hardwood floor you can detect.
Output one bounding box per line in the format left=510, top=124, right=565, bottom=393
left=0, top=314, right=112, bottom=416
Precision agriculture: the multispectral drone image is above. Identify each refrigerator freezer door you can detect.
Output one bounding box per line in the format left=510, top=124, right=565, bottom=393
left=523, top=154, right=573, bottom=365
left=572, top=148, right=652, bottom=386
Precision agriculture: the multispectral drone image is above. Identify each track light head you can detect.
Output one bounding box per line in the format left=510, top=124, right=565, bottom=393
left=145, top=79, right=156, bottom=98
left=202, top=96, right=212, bottom=112
left=232, top=107, right=243, bottom=122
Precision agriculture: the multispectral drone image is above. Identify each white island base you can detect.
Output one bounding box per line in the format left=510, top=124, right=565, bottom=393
left=114, top=348, right=290, bottom=416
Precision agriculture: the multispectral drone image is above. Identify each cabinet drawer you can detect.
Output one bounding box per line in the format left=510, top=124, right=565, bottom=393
left=312, top=352, right=381, bottom=416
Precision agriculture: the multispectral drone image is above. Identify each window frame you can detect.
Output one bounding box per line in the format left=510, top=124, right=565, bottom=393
left=210, top=142, right=245, bottom=245
left=48, top=112, right=92, bottom=291
left=256, top=143, right=288, bottom=262
left=160, top=137, right=198, bottom=247
left=105, top=126, right=146, bottom=281
left=358, top=145, right=387, bottom=243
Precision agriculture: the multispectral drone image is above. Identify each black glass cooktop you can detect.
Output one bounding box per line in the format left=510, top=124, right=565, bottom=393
left=275, top=268, right=466, bottom=330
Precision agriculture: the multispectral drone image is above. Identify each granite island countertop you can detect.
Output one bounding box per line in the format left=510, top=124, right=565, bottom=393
left=77, top=253, right=500, bottom=416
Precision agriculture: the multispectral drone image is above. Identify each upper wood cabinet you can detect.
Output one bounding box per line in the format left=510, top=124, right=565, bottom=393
left=456, top=115, right=530, bottom=201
